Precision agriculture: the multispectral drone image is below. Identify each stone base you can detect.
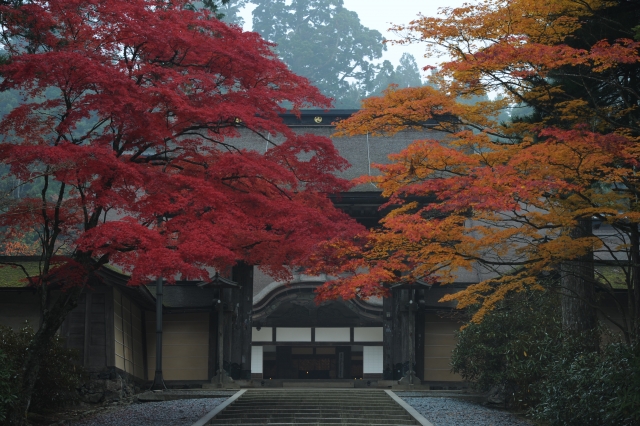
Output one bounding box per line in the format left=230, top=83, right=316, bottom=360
left=77, top=368, right=142, bottom=404
left=202, top=371, right=239, bottom=389
left=397, top=371, right=418, bottom=386
left=202, top=382, right=241, bottom=389
left=283, top=381, right=354, bottom=388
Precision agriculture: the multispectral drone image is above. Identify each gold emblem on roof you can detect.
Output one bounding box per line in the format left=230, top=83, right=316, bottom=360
left=314, top=116, right=323, bottom=123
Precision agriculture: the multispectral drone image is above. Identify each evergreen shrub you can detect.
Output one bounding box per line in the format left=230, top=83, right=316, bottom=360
left=451, top=289, right=640, bottom=425
left=0, top=324, right=86, bottom=413
left=451, top=289, right=562, bottom=408
left=0, top=349, right=16, bottom=422
left=532, top=341, right=640, bottom=426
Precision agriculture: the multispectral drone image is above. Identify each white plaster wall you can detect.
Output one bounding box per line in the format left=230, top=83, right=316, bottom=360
left=276, top=327, right=311, bottom=342
left=251, top=346, right=263, bottom=374
left=363, top=346, right=383, bottom=374
left=251, top=327, right=273, bottom=342
left=315, top=327, right=350, bottom=342
left=354, top=327, right=383, bottom=342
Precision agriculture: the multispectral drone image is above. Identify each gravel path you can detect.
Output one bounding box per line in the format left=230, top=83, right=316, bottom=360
left=72, top=398, right=227, bottom=426
left=71, top=393, right=532, bottom=426
left=400, top=396, right=533, bottom=426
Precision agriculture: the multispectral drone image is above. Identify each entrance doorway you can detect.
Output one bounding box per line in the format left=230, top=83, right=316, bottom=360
left=262, top=346, right=364, bottom=379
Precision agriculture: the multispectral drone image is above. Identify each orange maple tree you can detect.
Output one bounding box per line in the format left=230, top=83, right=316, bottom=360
left=312, top=0, right=640, bottom=342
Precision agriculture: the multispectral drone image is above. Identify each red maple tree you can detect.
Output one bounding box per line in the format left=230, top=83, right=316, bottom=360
left=0, top=0, right=361, bottom=421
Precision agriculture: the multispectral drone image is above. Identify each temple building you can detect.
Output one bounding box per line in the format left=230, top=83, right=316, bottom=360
left=0, top=110, right=507, bottom=392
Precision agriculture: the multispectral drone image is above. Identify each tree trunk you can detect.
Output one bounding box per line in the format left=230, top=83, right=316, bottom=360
left=561, top=219, right=597, bottom=348
left=8, top=286, right=82, bottom=426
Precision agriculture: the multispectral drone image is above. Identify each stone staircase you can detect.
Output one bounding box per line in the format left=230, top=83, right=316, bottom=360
left=205, top=389, right=421, bottom=425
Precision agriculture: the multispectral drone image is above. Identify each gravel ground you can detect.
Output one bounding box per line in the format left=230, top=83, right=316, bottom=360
left=400, top=396, right=534, bottom=426
left=69, top=393, right=532, bottom=426
left=71, top=398, right=227, bottom=426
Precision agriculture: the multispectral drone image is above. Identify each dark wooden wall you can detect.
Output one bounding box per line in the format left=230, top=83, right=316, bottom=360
left=61, top=286, right=112, bottom=370
left=0, top=291, right=41, bottom=331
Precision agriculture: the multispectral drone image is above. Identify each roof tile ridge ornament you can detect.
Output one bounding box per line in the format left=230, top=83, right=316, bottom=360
left=389, top=277, right=435, bottom=289
left=197, top=272, right=239, bottom=288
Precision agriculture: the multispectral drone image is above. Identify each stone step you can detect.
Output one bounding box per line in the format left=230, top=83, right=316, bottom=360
left=282, top=382, right=355, bottom=388
left=213, top=418, right=415, bottom=423
left=235, top=398, right=394, bottom=402
left=211, top=423, right=416, bottom=426
left=234, top=398, right=395, bottom=403
left=241, top=392, right=388, bottom=394
left=239, top=393, right=392, bottom=397
left=218, top=410, right=410, bottom=419
left=241, top=392, right=388, bottom=396
left=226, top=405, right=403, bottom=410
left=229, top=405, right=398, bottom=408
left=243, top=390, right=382, bottom=392
left=230, top=398, right=392, bottom=407
left=210, top=417, right=416, bottom=426
left=220, top=408, right=405, bottom=412
left=216, top=412, right=413, bottom=419
left=228, top=399, right=400, bottom=402
left=240, top=393, right=384, bottom=396
left=221, top=406, right=404, bottom=411
left=237, top=396, right=392, bottom=399
left=202, top=390, right=421, bottom=425
left=231, top=402, right=396, bottom=405
left=217, top=408, right=409, bottom=412
left=217, top=409, right=409, bottom=412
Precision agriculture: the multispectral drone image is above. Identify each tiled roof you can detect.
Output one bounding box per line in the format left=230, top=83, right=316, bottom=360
left=0, top=262, right=40, bottom=288
left=145, top=282, right=219, bottom=308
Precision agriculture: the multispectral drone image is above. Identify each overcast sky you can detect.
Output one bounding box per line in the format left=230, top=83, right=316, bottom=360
left=342, top=0, right=467, bottom=71
left=239, top=0, right=468, bottom=78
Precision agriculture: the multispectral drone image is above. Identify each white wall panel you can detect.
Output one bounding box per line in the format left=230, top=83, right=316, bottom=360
left=354, top=327, right=383, bottom=342
left=315, top=327, right=350, bottom=342
left=251, top=346, right=263, bottom=374
left=252, top=327, right=273, bottom=342
left=363, top=346, right=383, bottom=374
left=276, top=327, right=311, bottom=342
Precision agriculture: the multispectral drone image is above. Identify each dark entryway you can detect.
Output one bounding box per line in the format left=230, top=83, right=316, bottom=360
left=264, top=346, right=364, bottom=380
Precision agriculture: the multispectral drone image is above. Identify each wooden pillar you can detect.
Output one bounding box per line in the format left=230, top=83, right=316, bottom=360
left=218, top=299, right=225, bottom=384
left=415, top=305, right=425, bottom=382
left=208, top=305, right=218, bottom=380
left=150, top=277, right=166, bottom=390
left=224, top=288, right=233, bottom=373
left=382, top=294, right=394, bottom=380
left=408, top=293, right=414, bottom=384
left=388, top=287, right=414, bottom=382
left=337, top=346, right=352, bottom=379
left=83, top=292, right=92, bottom=367
left=141, top=309, right=148, bottom=381
left=104, top=286, right=115, bottom=369
left=230, top=263, right=253, bottom=380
